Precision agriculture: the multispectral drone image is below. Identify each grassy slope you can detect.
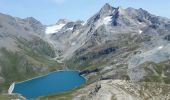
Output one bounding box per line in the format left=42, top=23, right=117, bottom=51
left=33, top=60, right=170, bottom=100
left=0, top=94, right=25, bottom=100
left=1, top=35, right=170, bottom=99
left=143, top=61, right=170, bottom=84
left=35, top=85, right=87, bottom=100
left=0, top=38, right=64, bottom=92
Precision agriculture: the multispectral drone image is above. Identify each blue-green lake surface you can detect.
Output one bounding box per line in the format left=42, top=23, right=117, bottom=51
left=12, top=71, right=86, bottom=99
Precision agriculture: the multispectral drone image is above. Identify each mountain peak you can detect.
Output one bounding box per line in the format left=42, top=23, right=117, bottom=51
left=116, top=6, right=125, bottom=14
left=103, top=3, right=111, bottom=7
left=24, top=17, right=38, bottom=22
left=56, top=19, right=71, bottom=25
left=24, top=17, right=42, bottom=25
left=117, top=6, right=123, bottom=11
left=101, top=3, right=113, bottom=11
left=98, top=3, right=114, bottom=17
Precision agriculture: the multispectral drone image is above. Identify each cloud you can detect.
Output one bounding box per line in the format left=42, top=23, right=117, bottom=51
left=50, top=0, right=66, bottom=4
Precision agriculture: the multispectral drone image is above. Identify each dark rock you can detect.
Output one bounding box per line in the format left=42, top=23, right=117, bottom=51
left=98, top=47, right=116, bottom=55
left=164, top=34, right=170, bottom=41
left=79, top=68, right=100, bottom=75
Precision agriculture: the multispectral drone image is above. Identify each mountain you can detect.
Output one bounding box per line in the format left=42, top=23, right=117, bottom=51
left=1, top=3, right=170, bottom=100
left=0, top=13, right=62, bottom=92
left=45, top=3, right=170, bottom=83
left=36, top=4, right=170, bottom=99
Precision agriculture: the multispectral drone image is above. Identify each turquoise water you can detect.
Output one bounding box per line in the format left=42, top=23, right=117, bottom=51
left=12, top=71, right=86, bottom=99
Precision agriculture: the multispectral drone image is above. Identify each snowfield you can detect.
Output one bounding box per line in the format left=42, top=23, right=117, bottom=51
left=103, top=16, right=112, bottom=25
left=45, top=24, right=66, bottom=34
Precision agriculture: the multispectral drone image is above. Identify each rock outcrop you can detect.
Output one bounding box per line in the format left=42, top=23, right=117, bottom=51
left=73, top=80, right=170, bottom=100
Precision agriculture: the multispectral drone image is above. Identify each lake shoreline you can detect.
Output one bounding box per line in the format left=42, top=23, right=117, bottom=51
left=10, top=70, right=87, bottom=99
left=15, top=70, right=84, bottom=84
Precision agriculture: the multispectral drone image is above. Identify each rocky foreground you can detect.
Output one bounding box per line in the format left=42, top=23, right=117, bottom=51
left=73, top=80, right=170, bottom=100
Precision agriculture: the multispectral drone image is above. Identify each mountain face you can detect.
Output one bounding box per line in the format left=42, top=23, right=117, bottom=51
left=0, top=13, right=61, bottom=92
left=45, top=3, right=170, bottom=83
left=1, top=3, right=170, bottom=100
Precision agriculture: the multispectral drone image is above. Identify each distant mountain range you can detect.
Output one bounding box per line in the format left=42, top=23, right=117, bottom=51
left=0, top=3, right=170, bottom=100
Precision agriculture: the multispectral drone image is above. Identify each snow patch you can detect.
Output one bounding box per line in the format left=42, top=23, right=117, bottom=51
left=139, top=30, right=143, bottom=34
left=103, top=16, right=112, bottom=24
left=82, top=22, right=86, bottom=26
left=158, top=46, right=163, bottom=49
left=71, top=42, right=76, bottom=46
left=139, top=22, right=142, bottom=25
left=45, top=24, right=65, bottom=34
left=68, top=27, right=73, bottom=30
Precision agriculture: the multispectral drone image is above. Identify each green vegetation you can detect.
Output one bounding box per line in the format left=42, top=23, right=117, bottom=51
left=17, top=37, right=56, bottom=58
left=163, top=77, right=170, bottom=84
left=66, top=51, right=112, bottom=71
left=154, top=64, right=163, bottom=75
left=0, top=94, right=25, bottom=100
left=0, top=38, right=64, bottom=92
left=144, top=75, right=162, bottom=83
left=16, top=37, right=64, bottom=70
left=35, top=90, right=73, bottom=100
left=35, top=85, right=86, bottom=100
left=142, top=61, right=170, bottom=84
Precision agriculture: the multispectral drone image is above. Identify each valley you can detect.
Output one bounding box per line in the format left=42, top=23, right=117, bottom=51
left=0, top=3, right=170, bottom=100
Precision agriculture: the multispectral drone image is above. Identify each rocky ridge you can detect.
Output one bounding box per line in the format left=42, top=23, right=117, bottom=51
left=73, top=80, right=170, bottom=100
left=46, top=3, right=170, bottom=82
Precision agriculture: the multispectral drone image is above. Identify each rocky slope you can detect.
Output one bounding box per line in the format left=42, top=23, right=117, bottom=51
left=0, top=13, right=62, bottom=92
left=73, top=80, right=170, bottom=100
left=46, top=3, right=170, bottom=83
left=35, top=3, right=170, bottom=99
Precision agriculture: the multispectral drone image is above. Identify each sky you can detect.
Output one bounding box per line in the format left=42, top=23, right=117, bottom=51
left=0, top=0, right=170, bottom=25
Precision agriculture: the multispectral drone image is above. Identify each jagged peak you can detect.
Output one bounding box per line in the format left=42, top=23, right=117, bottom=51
left=100, top=3, right=114, bottom=12
left=117, top=6, right=124, bottom=11
left=102, top=3, right=113, bottom=9
left=99, top=4, right=125, bottom=16
left=115, top=6, right=125, bottom=15
left=24, top=17, right=37, bottom=21
left=75, top=20, right=84, bottom=24
left=24, top=17, right=41, bottom=24
left=96, top=3, right=115, bottom=18
left=56, top=19, right=71, bottom=25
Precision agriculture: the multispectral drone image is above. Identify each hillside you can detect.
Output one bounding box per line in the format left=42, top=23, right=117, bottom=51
left=1, top=3, right=170, bottom=100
